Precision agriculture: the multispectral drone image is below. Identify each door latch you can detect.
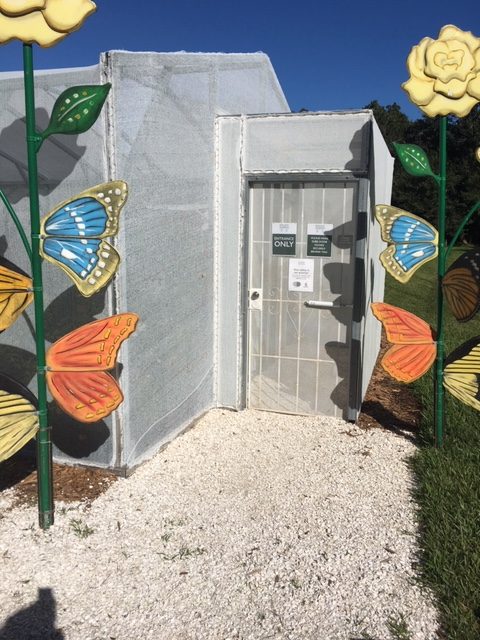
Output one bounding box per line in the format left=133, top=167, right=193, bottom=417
left=248, top=289, right=262, bottom=310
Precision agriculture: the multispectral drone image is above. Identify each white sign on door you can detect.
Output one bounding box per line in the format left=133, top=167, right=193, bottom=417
left=288, top=258, right=314, bottom=292
left=307, top=223, right=333, bottom=235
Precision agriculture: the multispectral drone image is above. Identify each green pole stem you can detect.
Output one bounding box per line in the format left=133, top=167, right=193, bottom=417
left=445, top=199, right=480, bottom=262
left=0, top=188, right=33, bottom=262
left=23, top=43, right=54, bottom=529
left=435, top=116, right=448, bottom=447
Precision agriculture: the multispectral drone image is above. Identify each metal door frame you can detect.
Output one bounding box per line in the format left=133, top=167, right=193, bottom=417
left=240, top=172, right=367, bottom=420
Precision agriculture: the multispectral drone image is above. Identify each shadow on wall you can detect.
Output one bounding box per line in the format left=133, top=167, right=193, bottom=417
left=0, top=108, right=86, bottom=204
left=45, top=286, right=112, bottom=457
left=322, top=217, right=365, bottom=419
left=43, top=285, right=108, bottom=342
left=0, top=280, right=112, bottom=457
left=0, top=284, right=107, bottom=382
left=0, top=108, right=113, bottom=462
left=342, top=122, right=371, bottom=418
left=49, top=402, right=110, bottom=458
left=345, top=121, right=370, bottom=173
left=0, top=587, right=64, bottom=640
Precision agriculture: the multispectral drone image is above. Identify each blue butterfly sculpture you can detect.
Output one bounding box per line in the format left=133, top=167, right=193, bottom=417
left=374, top=205, right=438, bottom=283
left=40, top=181, right=128, bottom=297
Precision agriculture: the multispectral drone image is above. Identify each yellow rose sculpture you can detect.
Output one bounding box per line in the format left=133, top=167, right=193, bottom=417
left=402, top=24, right=480, bottom=118
left=0, top=0, right=96, bottom=47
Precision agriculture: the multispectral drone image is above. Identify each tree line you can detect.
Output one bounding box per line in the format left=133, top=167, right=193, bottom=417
left=366, top=101, right=480, bottom=244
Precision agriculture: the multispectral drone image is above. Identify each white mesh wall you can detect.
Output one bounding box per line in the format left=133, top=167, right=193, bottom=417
left=0, top=55, right=391, bottom=470
left=102, top=52, right=289, bottom=470
left=0, top=52, right=289, bottom=471
left=0, top=64, right=116, bottom=467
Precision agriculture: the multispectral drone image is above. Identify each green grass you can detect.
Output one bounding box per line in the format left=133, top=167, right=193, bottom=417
left=384, top=247, right=480, bottom=640
left=386, top=613, right=412, bottom=640
left=69, top=518, right=95, bottom=538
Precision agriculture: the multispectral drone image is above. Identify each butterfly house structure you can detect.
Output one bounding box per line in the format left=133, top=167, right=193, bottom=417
left=0, top=51, right=393, bottom=473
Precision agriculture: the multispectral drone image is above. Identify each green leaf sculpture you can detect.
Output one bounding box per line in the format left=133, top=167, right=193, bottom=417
left=41, top=83, right=111, bottom=140
left=393, top=143, right=439, bottom=182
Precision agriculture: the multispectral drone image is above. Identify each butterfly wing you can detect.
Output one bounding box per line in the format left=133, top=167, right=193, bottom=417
left=0, top=374, right=38, bottom=462
left=379, top=243, right=438, bottom=284
left=0, top=262, right=33, bottom=331
left=443, top=249, right=480, bottom=322
left=379, top=343, right=437, bottom=383
left=46, top=313, right=139, bottom=423
left=47, top=313, right=139, bottom=371
left=375, top=205, right=438, bottom=283
left=46, top=371, right=123, bottom=423
left=371, top=302, right=436, bottom=382
left=375, top=206, right=438, bottom=245
left=444, top=337, right=480, bottom=411
left=41, top=237, right=120, bottom=297
left=371, top=302, right=435, bottom=344
left=40, top=181, right=127, bottom=297
left=40, top=181, right=127, bottom=240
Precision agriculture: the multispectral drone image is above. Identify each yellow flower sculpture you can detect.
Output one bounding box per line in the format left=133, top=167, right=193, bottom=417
left=402, top=24, right=480, bottom=118
left=0, top=0, right=96, bottom=47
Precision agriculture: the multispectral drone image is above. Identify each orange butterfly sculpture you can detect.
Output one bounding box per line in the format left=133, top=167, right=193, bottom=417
left=370, top=302, right=436, bottom=383
left=46, top=312, right=139, bottom=423
left=372, top=302, right=480, bottom=412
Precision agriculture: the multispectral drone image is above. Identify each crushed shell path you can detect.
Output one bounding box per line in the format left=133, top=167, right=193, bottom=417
left=0, top=409, right=439, bottom=640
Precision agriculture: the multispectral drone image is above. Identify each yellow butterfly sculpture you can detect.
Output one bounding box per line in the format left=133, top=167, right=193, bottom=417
left=0, top=374, right=38, bottom=463
left=0, top=259, right=33, bottom=331
left=443, top=337, right=480, bottom=411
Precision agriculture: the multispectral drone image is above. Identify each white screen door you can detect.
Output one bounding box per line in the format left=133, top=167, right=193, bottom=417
left=247, top=181, right=357, bottom=417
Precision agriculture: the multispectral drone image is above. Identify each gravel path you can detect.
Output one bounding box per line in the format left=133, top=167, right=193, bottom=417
left=0, top=409, right=439, bottom=640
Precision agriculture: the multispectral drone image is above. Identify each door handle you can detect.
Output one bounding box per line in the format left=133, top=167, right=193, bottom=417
left=304, top=300, right=352, bottom=309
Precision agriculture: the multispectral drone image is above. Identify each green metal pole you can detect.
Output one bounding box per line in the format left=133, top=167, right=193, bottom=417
left=23, top=44, right=54, bottom=529
left=435, top=116, right=448, bottom=447
left=0, top=188, right=33, bottom=262
left=446, top=199, right=480, bottom=262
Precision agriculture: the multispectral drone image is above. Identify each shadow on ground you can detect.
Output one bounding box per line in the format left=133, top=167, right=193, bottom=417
left=0, top=588, right=64, bottom=640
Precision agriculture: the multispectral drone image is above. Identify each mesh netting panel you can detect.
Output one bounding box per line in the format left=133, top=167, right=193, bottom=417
left=0, top=65, right=117, bottom=468
left=0, top=52, right=288, bottom=471
left=104, top=52, right=288, bottom=468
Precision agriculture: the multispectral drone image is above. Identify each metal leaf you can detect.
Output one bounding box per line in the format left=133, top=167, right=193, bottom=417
left=41, top=84, right=111, bottom=140
left=393, top=143, right=439, bottom=181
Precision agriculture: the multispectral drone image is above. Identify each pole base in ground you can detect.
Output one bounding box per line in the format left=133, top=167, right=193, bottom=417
left=38, top=510, right=54, bottom=530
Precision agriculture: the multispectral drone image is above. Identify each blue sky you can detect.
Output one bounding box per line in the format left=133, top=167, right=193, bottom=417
left=0, top=0, right=479, bottom=119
